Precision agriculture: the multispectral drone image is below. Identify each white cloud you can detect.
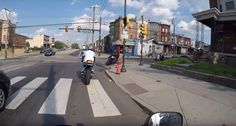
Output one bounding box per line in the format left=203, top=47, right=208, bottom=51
left=155, top=0, right=180, bottom=10
left=0, top=9, right=18, bottom=23
left=127, top=13, right=136, bottom=19
left=151, top=8, right=174, bottom=20
left=70, top=0, right=78, bottom=5
left=139, top=0, right=179, bottom=23
left=35, top=27, right=47, bottom=34
left=160, top=19, right=171, bottom=25
left=177, top=20, right=196, bottom=32
left=54, top=32, right=63, bottom=37
left=179, top=0, right=209, bottom=13
left=101, top=24, right=110, bottom=32
left=101, top=10, right=117, bottom=18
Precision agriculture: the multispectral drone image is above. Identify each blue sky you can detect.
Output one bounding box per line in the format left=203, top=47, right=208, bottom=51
left=0, top=0, right=211, bottom=46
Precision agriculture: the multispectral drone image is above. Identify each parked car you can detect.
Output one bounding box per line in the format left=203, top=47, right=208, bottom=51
left=40, top=48, right=45, bottom=53
left=44, top=48, right=56, bottom=56
left=0, top=71, right=10, bottom=112
left=24, top=49, right=29, bottom=53
left=57, top=48, right=65, bottom=51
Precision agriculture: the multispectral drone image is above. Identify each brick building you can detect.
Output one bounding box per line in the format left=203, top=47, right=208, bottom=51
left=15, top=34, right=30, bottom=48
left=109, top=17, right=138, bottom=56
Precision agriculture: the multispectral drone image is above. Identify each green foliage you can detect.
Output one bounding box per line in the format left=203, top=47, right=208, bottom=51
left=158, top=58, right=192, bottom=66
left=31, top=46, right=41, bottom=51
left=189, top=63, right=236, bottom=79
left=54, top=41, right=68, bottom=49
left=71, top=43, right=79, bottom=49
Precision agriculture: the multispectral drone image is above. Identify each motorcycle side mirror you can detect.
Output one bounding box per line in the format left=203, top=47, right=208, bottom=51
left=147, top=112, right=183, bottom=126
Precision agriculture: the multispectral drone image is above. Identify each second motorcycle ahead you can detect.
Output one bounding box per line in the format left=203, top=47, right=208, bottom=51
left=106, top=53, right=119, bottom=66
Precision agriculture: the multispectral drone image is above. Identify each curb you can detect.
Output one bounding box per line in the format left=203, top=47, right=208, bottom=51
left=105, top=70, right=156, bottom=114
left=130, top=95, right=159, bottom=114
left=105, top=70, right=131, bottom=95
left=150, top=63, right=236, bottom=89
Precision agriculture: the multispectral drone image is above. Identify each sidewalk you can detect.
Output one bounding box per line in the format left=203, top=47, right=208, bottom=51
left=106, top=61, right=236, bottom=126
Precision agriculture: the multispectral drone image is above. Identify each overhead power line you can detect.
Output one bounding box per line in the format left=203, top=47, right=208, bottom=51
left=100, top=0, right=108, bottom=16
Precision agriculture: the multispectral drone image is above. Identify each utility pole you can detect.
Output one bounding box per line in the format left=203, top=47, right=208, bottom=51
left=4, top=8, right=12, bottom=59
left=92, top=6, right=96, bottom=45
left=171, top=18, right=176, bottom=56
left=98, top=16, right=102, bottom=56
left=121, top=0, right=127, bottom=72
left=196, top=20, right=200, bottom=49
left=139, top=16, right=144, bottom=66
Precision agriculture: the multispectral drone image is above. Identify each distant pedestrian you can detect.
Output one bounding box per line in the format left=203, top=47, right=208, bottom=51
left=159, top=53, right=164, bottom=61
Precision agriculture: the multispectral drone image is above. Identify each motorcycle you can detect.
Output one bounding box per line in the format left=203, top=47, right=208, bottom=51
left=143, top=112, right=183, bottom=126
left=106, top=53, right=119, bottom=66
left=82, top=60, right=94, bottom=85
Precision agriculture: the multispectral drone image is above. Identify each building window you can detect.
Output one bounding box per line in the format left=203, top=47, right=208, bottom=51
left=226, top=1, right=235, bottom=10
left=165, top=29, right=168, bottom=33
left=165, top=36, right=168, bottom=42
left=162, top=28, right=165, bottom=32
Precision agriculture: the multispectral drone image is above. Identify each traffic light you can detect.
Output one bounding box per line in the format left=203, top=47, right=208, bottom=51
left=65, top=26, right=68, bottom=32
left=140, top=23, right=147, bottom=36
left=77, top=26, right=81, bottom=32
left=124, top=16, right=129, bottom=27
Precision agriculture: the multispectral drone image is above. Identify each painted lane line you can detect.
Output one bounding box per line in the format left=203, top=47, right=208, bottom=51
left=10, top=76, right=26, bottom=85
left=87, top=79, right=121, bottom=117
left=6, top=77, right=48, bottom=109
left=38, top=78, right=72, bottom=115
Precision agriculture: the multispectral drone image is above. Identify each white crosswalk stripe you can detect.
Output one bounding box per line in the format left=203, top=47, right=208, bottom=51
left=87, top=79, right=121, bottom=117
left=7, top=76, right=121, bottom=117
left=6, top=77, right=48, bottom=109
left=10, top=76, right=26, bottom=85
left=38, top=78, right=73, bottom=115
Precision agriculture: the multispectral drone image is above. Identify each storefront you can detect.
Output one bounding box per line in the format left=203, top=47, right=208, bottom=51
left=112, top=39, right=136, bottom=56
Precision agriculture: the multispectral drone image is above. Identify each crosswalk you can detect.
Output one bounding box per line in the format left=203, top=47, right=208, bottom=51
left=6, top=76, right=121, bottom=117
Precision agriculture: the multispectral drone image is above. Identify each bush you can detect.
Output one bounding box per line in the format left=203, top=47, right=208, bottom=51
left=54, top=41, right=68, bottom=49
left=158, top=58, right=192, bottom=66
left=71, top=43, right=79, bottom=49
left=31, top=47, right=41, bottom=51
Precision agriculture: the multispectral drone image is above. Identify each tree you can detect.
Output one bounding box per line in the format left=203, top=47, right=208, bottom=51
left=54, top=41, right=67, bottom=49
left=71, top=43, right=79, bottom=49
left=26, top=42, right=30, bottom=48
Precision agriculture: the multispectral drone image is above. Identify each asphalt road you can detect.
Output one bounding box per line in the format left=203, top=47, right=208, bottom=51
left=0, top=50, right=148, bottom=126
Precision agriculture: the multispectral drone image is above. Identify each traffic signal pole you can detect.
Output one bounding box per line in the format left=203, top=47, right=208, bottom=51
left=139, top=16, right=144, bottom=66
left=121, top=0, right=127, bottom=72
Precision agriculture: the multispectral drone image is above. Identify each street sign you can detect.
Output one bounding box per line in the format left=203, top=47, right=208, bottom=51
left=82, top=30, right=91, bottom=33
left=122, top=29, right=128, bottom=39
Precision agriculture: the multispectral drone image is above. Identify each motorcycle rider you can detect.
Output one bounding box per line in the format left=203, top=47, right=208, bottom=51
left=81, top=47, right=96, bottom=73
